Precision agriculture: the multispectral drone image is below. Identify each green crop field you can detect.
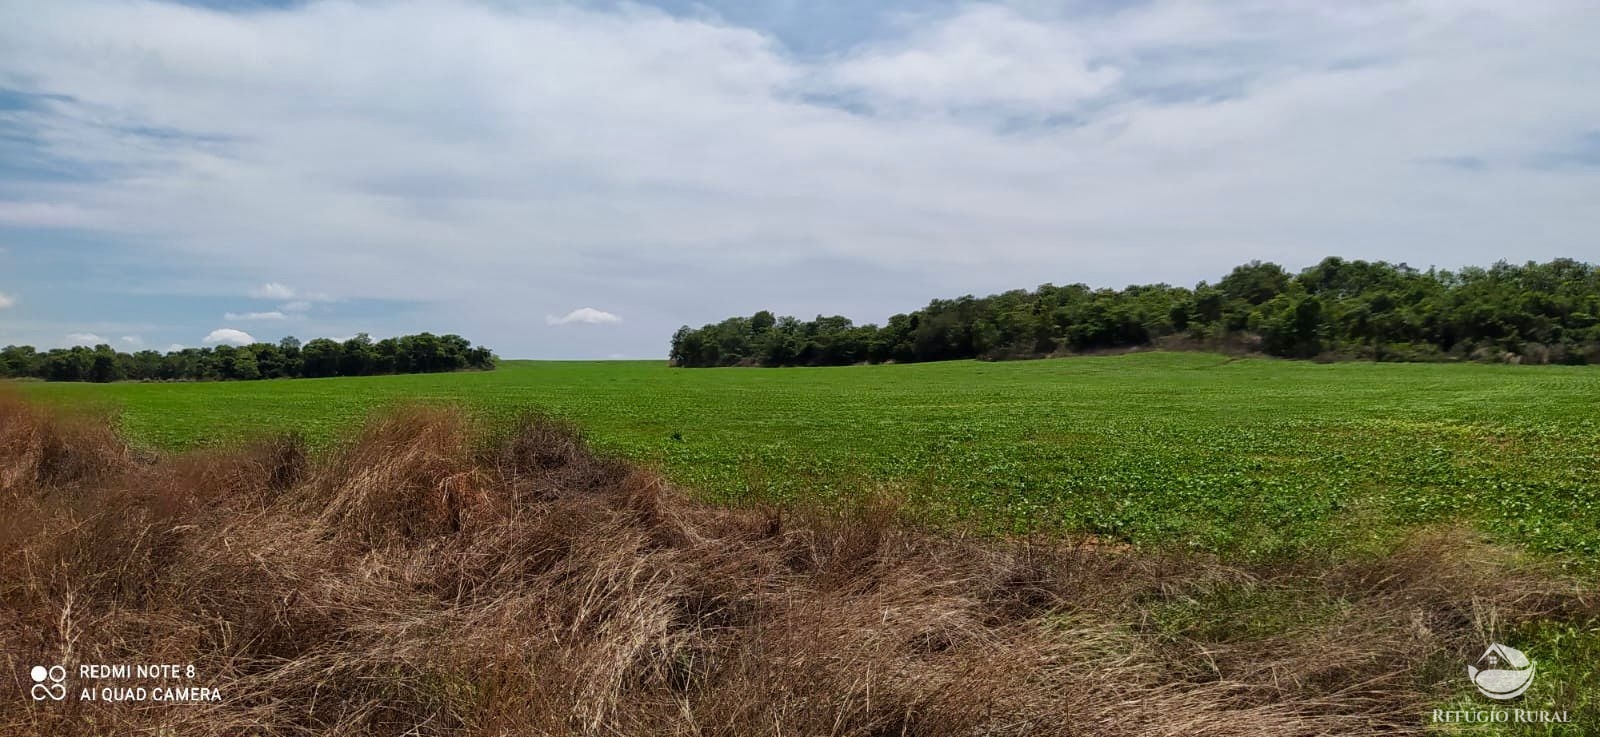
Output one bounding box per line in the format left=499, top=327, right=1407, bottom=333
left=13, top=351, right=1600, bottom=564
left=12, top=351, right=1600, bottom=731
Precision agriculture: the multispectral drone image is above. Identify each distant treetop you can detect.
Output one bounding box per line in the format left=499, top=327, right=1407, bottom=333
left=670, top=258, right=1600, bottom=367
left=0, top=332, right=496, bottom=383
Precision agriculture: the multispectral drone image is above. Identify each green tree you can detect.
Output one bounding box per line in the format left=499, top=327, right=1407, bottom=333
left=301, top=339, right=342, bottom=378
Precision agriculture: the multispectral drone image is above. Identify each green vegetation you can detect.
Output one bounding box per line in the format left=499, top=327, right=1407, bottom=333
left=17, top=352, right=1600, bottom=564
left=0, top=331, right=495, bottom=382
left=671, top=257, right=1600, bottom=367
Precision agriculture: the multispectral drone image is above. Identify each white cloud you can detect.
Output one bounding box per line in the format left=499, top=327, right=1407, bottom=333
left=202, top=328, right=256, bottom=345
left=0, top=291, right=14, bottom=309
left=828, top=6, right=1121, bottom=113
left=0, top=1, right=1598, bottom=357
left=119, top=335, right=142, bottom=346
left=67, top=332, right=105, bottom=345
left=546, top=307, right=622, bottom=326
left=224, top=310, right=287, bottom=320
left=166, top=343, right=185, bottom=352
left=248, top=282, right=296, bottom=300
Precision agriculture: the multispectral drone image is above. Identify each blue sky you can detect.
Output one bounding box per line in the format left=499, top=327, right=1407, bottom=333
left=1, top=0, right=1598, bottom=358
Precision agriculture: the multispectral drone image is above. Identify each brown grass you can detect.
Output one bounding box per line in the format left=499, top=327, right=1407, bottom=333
left=0, top=391, right=1592, bottom=736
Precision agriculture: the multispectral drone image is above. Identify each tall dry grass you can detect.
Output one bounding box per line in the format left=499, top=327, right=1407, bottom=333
left=0, top=391, right=1591, bottom=735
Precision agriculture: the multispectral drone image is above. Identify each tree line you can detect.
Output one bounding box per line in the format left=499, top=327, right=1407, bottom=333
left=670, top=258, right=1600, bottom=367
left=0, top=332, right=496, bottom=383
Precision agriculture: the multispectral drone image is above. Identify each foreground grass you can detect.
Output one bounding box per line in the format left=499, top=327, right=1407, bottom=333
left=3, top=393, right=1595, bottom=735
left=16, top=352, right=1600, bottom=565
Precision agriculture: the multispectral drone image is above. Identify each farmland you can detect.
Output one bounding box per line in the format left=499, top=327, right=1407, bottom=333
left=16, top=351, right=1600, bottom=563
left=9, top=351, right=1600, bottom=734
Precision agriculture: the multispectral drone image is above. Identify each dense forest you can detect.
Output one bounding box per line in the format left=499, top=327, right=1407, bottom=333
left=0, top=332, right=495, bottom=383
left=671, top=258, right=1600, bottom=368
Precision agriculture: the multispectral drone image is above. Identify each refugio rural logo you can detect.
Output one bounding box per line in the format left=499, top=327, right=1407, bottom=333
left=1431, top=643, right=1572, bottom=726
left=1468, top=643, right=1535, bottom=700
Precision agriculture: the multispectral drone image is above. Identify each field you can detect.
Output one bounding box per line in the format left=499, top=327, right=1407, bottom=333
left=17, top=351, right=1600, bottom=563
left=8, top=351, right=1600, bottom=735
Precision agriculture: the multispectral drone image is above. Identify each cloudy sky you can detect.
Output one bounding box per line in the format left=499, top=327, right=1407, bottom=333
left=1, top=0, right=1597, bottom=358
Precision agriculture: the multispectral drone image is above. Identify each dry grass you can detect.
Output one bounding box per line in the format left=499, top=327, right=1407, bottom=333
left=0, top=391, right=1592, bottom=736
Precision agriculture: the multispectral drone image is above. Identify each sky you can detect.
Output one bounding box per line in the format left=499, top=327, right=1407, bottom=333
left=1, top=0, right=1598, bottom=358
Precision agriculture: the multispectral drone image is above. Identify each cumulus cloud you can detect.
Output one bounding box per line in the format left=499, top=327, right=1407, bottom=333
left=0, top=291, right=14, bottom=309
left=248, top=282, right=296, bottom=300
left=203, top=328, right=256, bottom=345
left=119, top=335, right=142, bottom=346
left=67, top=333, right=105, bottom=345
left=224, top=310, right=287, bottom=321
left=546, top=307, right=623, bottom=326
left=167, top=343, right=185, bottom=352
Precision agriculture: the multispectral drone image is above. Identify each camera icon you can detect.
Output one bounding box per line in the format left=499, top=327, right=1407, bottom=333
left=30, top=665, right=67, bottom=701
